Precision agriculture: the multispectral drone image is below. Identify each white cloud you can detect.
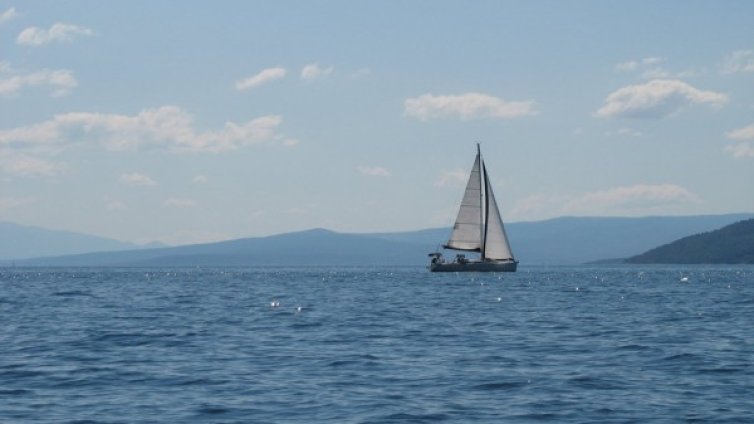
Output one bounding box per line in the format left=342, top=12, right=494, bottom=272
left=726, top=124, right=754, bottom=140
left=724, top=124, right=754, bottom=158
left=164, top=198, right=197, bottom=208
left=0, top=106, right=285, bottom=153
left=119, top=172, right=156, bottom=186
left=595, top=79, right=727, bottom=119
left=0, top=152, right=66, bottom=177
left=301, top=63, right=334, bottom=81
left=613, top=57, right=697, bottom=81
left=358, top=166, right=391, bottom=177
left=281, top=138, right=299, bottom=147
left=192, top=175, right=207, bottom=183
left=721, top=50, right=754, bottom=74
left=1, top=7, right=18, bottom=24
left=563, top=184, right=700, bottom=213
left=235, top=67, right=286, bottom=90
left=0, top=120, right=62, bottom=146
left=724, top=142, right=754, bottom=158
left=509, top=184, right=700, bottom=220
left=0, top=69, right=77, bottom=97
left=17, top=23, right=94, bottom=46
left=434, top=169, right=468, bottom=187
left=404, top=92, right=538, bottom=121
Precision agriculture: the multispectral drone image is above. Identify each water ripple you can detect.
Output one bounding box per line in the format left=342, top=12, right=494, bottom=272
left=0, top=265, right=752, bottom=423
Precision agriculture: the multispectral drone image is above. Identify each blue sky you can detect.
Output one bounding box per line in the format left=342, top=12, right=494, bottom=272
left=1, top=1, right=753, bottom=245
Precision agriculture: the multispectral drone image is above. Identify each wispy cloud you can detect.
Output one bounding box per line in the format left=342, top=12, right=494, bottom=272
left=0, top=196, right=35, bottom=210
left=721, top=50, right=754, bottom=74
left=358, top=166, right=391, bottom=177
left=235, top=67, right=286, bottom=90
left=724, top=143, right=754, bottom=158
left=0, top=106, right=285, bottom=153
left=404, top=92, right=538, bottom=121
left=614, top=60, right=639, bottom=72
left=119, top=172, right=156, bottom=186
left=614, top=57, right=700, bottom=80
left=106, top=199, right=127, bottom=211
left=563, top=184, right=700, bottom=213
left=192, top=175, right=207, bottom=183
left=0, top=69, right=77, bottom=97
left=604, top=127, right=644, bottom=137
left=1, top=7, right=18, bottom=24
left=595, top=79, right=727, bottom=119
left=350, top=67, right=371, bottom=79
left=281, top=138, right=299, bottom=147
left=725, top=123, right=754, bottom=141
left=0, top=152, right=66, bottom=177
left=509, top=183, right=700, bottom=220
left=301, top=63, right=334, bottom=81
left=434, top=169, right=468, bottom=187
left=164, top=198, right=197, bottom=208
left=724, top=123, right=754, bottom=158
left=614, top=57, right=663, bottom=72
left=17, top=23, right=94, bottom=46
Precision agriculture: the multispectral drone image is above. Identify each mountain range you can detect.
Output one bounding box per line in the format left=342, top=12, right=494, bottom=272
left=0, top=221, right=164, bottom=261
left=3, top=213, right=752, bottom=266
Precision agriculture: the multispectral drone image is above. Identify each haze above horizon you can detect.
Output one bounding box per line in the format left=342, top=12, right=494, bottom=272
left=1, top=1, right=753, bottom=245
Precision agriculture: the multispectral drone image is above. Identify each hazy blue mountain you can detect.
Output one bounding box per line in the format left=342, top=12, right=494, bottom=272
left=8, top=213, right=754, bottom=266
left=626, top=218, right=754, bottom=264
left=371, top=214, right=754, bottom=265
left=0, top=222, right=165, bottom=261
left=16, top=228, right=424, bottom=267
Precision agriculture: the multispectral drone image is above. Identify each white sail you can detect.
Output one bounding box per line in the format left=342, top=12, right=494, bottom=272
left=444, top=153, right=483, bottom=251
left=482, top=165, right=514, bottom=260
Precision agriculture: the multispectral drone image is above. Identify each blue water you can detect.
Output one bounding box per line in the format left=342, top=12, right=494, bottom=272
left=1, top=266, right=753, bottom=423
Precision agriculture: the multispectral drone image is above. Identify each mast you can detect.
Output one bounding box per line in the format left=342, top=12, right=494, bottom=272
left=478, top=143, right=486, bottom=260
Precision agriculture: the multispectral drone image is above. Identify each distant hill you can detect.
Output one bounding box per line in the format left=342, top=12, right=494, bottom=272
left=14, top=228, right=424, bottom=267
left=0, top=222, right=165, bottom=261
left=371, top=214, right=754, bottom=265
left=7, top=213, right=753, bottom=267
left=626, top=218, right=754, bottom=264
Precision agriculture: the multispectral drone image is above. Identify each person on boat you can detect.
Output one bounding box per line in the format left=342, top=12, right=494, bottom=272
left=429, top=252, right=444, bottom=264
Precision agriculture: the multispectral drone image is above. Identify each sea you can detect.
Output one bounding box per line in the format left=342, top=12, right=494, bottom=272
left=1, top=265, right=753, bottom=423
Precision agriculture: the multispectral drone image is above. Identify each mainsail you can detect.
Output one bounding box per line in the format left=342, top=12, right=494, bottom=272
left=443, top=152, right=483, bottom=252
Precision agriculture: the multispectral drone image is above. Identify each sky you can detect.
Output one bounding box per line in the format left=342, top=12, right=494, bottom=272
left=1, top=1, right=753, bottom=245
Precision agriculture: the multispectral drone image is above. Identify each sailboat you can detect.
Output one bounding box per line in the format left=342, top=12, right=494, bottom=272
left=429, top=144, right=518, bottom=272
